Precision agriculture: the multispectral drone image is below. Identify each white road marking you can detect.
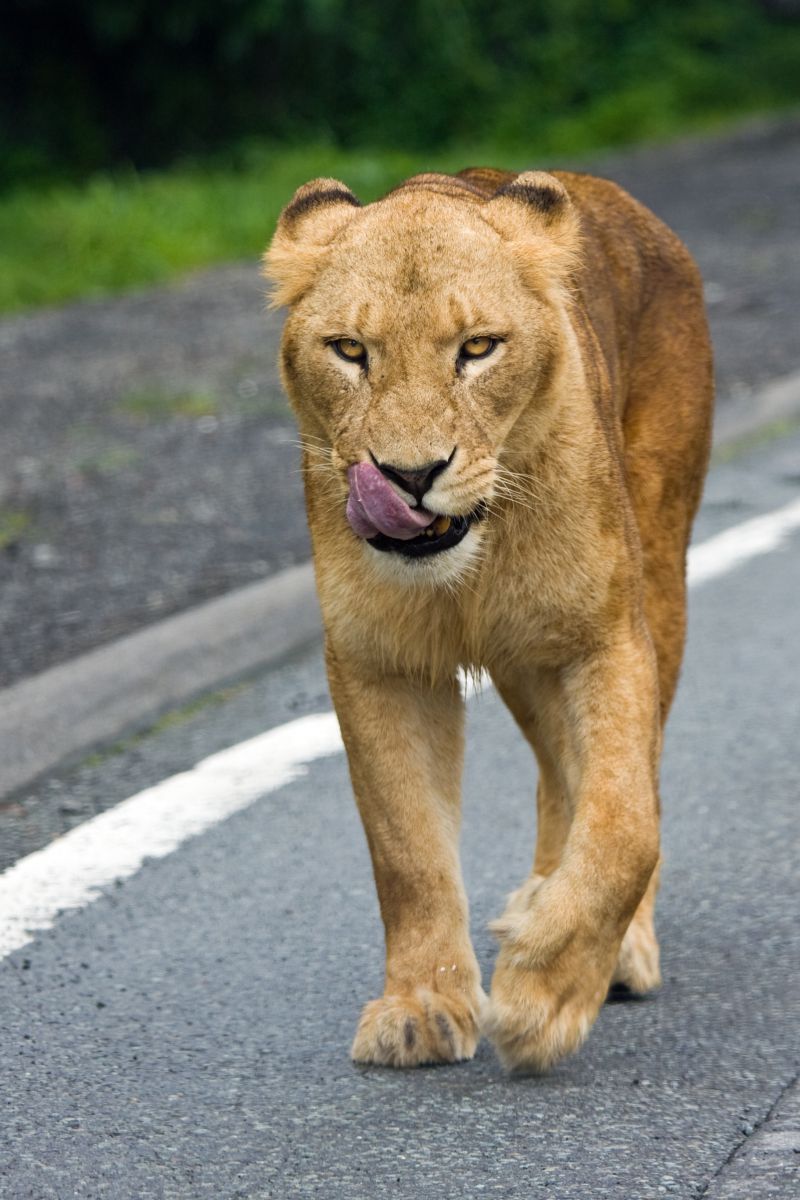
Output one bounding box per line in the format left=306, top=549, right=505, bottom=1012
left=0, top=714, right=342, bottom=958
left=688, top=496, right=800, bottom=586
left=1, top=495, right=799, bottom=960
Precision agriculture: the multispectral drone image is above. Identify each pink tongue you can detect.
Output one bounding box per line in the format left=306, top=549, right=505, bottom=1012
left=346, top=462, right=435, bottom=541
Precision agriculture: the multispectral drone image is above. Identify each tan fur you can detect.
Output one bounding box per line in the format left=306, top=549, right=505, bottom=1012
left=263, top=164, right=713, bottom=1071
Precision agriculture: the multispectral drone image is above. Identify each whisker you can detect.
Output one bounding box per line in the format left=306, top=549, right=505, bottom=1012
left=491, top=485, right=538, bottom=516
left=495, top=463, right=553, bottom=502
left=294, top=431, right=329, bottom=445
left=300, top=463, right=338, bottom=476
left=496, top=469, right=546, bottom=496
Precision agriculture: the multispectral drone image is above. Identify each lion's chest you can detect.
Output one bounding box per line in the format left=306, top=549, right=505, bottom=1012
left=327, top=543, right=613, bottom=680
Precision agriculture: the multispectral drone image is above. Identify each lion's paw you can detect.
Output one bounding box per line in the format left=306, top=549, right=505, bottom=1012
left=351, top=986, right=484, bottom=1068
left=484, top=882, right=615, bottom=1072
left=611, top=911, right=661, bottom=996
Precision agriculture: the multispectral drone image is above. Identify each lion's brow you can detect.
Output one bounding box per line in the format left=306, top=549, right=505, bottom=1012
left=447, top=293, right=469, bottom=330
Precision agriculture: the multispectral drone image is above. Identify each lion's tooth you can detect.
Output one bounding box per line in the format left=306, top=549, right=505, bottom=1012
left=432, top=515, right=452, bottom=535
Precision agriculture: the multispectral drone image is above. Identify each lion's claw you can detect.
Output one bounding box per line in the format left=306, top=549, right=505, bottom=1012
left=351, top=987, right=484, bottom=1068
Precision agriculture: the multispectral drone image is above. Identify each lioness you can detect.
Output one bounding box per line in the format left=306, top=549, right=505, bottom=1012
left=263, top=167, right=713, bottom=1071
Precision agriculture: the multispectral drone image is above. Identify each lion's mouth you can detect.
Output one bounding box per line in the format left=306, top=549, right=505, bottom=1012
left=367, top=503, right=487, bottom=557
left=345, top=460, right=487, bottom=558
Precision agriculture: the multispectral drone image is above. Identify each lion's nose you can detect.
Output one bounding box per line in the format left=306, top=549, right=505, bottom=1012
left=373, top=455, right=453, bottom=505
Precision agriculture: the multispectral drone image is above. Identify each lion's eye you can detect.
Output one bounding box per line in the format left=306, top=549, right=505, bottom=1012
left=460, top=336, right=497, bottom=361
left=331, top=338, right=367, bottom=364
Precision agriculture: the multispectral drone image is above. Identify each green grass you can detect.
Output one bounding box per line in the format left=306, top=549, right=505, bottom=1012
left=712, top=414, right=800, bottom=466
left=0, top=99, right=797, bottom=315
left=118, top=386, right=218, bottom=421
left=0, top=508, right=32, bottom=549
left=74, top=443, right=142, bottom=476
left=79, top=683, right=250, bottom=769
left=0, top=144, right=433, bottom=314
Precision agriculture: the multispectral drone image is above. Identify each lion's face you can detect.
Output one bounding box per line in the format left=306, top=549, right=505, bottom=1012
left=265, top=174, right=578, bottom=580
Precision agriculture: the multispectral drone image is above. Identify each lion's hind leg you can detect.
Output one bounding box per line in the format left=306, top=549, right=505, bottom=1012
left=610, top=862, right=662, bottom=997
left=613, top=258, right=713, bottom=996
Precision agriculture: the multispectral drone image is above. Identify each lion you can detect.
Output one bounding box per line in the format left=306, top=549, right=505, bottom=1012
left=262, top=165, right=713, bottom=1071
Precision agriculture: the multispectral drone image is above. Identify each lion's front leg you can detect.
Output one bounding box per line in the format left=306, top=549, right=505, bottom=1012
left=326, top=643, right=484, bottom=1068
left=486, top=633, right=661, bottom=1071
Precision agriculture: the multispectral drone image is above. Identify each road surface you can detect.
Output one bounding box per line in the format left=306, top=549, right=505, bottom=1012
left=1, top=427, right=799, bottom=1197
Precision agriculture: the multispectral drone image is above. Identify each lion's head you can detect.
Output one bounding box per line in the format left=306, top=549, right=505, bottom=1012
left=263, top=169, right=581, bottom=582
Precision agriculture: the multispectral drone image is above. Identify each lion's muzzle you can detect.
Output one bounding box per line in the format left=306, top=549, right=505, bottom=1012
left=346, top=462, right=486, bottom=558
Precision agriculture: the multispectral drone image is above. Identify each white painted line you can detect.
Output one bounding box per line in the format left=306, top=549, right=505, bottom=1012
left=0, top=713, right=343, bottom=959
left=1, top=494, right=799, bottom=961
left=0, top=561, right=320, bottom=798
left=688, top=496, right=800, bottom=586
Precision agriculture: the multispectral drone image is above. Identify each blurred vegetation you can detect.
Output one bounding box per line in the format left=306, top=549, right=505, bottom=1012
left=4, top=0, right=800, bottom=184
left=0, top=145, right=430, bottom=310
left=1, top=0, right=799, bottom=311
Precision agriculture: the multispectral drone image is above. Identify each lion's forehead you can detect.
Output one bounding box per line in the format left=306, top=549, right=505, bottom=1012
left=344, top=200, right=501, bottom=275
left=314, top=201, right=521, bottom=340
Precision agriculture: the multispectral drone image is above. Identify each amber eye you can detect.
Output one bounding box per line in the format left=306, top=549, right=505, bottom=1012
left=331, top=338, right=367, bottom=364
left=460, top=336, right=497, bottom=361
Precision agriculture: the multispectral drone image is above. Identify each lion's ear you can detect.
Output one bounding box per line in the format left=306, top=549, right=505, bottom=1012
left=482, top=171, right=580, bottom=286
left=262, top=178, right=362, bottom=308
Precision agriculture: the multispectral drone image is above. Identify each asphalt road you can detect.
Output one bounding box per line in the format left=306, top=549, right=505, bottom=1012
left=1, top=430, right=799, bottom=1198
left=2, top=113, right=800, bottom=686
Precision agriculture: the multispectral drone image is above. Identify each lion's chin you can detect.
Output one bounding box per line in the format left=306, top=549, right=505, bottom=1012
left=363, top=522, right=485, bottom=588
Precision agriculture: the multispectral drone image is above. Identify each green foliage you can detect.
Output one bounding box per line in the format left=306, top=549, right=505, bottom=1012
left=2, top=0, right=800, bottom=184
left=2, top=0, right=799, bottom=312
left=0, top=84, right=795, bottom=315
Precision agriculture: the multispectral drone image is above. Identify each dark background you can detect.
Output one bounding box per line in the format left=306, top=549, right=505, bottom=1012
left=5, top=0, right=800, bottom=185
